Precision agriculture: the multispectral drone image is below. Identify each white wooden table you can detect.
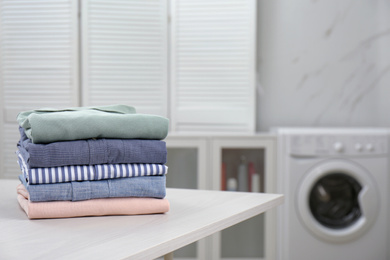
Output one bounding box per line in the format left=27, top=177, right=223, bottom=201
left=0, top=179, right=283, bottom=260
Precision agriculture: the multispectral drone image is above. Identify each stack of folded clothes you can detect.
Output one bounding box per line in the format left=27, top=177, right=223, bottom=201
left=15, top=104, right=170, bottom=219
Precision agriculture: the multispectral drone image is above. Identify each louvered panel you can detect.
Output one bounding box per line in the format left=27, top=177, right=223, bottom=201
left=82, top=0, right=168, bottom=117
left=171, top=0, right=256, bottom=133
left=89, top=90, right=164, bottom=108
left=0, top=0, right=79, bottom=178
left=1, top=0, right=79, bottom=113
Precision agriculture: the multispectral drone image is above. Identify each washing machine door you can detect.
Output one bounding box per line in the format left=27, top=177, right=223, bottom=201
left=297, top=160, right=379, bottom=243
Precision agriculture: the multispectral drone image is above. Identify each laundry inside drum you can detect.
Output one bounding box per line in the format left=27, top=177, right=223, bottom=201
left=309, top=173, right=362, bottom=229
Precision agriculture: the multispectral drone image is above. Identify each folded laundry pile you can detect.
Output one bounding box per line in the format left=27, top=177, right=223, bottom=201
left=15, top=104, right=170, bottom=219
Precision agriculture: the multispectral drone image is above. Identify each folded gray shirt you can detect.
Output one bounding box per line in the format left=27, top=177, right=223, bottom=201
left=17, top=127, right=167, bottom=168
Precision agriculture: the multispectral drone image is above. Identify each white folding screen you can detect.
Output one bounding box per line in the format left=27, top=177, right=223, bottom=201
left=0, top=0, right=79, bottom=178
left=170, top=0, right=256, bottom=133
left=0, top=0, right=257, bottom=179
left=81, top=0, right=168, bottom=117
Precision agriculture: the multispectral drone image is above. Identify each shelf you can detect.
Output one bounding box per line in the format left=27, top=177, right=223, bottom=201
left=165, top=134, right=277, bottom=260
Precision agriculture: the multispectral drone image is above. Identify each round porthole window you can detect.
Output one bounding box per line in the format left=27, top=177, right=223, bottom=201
left=309, top=173, right=362, bottom=229
left=297, top=160, right=379, bottom=243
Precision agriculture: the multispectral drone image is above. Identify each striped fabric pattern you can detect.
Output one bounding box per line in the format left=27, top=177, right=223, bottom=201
left=17, top=152, right=167, bottom=185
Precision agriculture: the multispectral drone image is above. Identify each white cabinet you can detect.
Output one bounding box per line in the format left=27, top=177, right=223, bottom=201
left=165, top=135, right=209, bottom=260
left=170, top=0, right=257, bottom=133
left=82, top=0, right=257, bottom=131
left=211, top=135, right=277, bottom=260
left=165, top=134, right=277, bottom=260
left=165, top=135, right=208, bottom=190
left=0, top=0, right=257, bottom=179
left=81, top=0, right=169, bottom=117
left=0, top=0, right=79, bottom=179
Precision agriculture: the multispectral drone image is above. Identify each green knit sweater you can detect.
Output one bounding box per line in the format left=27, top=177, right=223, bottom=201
left=17, top=105, right=169, bottom=144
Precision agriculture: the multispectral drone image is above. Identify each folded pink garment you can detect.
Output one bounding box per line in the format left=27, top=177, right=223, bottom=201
left=17, top=185, right=170, bottom=219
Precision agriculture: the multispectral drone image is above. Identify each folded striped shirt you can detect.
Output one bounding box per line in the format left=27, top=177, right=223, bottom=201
left=17, top=151, right=167, bottom=185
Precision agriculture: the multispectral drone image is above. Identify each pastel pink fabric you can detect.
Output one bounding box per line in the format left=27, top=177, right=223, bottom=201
left=17, top=184, right=170, bottom=219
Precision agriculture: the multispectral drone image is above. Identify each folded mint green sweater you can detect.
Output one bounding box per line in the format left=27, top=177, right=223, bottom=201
left=17, top=105, right=169, bottom=144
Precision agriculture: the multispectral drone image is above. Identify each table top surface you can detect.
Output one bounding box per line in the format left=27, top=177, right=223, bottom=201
left=0, top=179, right=283, bottom=260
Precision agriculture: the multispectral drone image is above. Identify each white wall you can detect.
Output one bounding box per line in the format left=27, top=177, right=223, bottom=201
left=257, top=0, right=390, bottom=131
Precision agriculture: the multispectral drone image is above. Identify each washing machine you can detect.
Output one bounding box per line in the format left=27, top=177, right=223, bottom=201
left=275, top=128, right=389, bottom=260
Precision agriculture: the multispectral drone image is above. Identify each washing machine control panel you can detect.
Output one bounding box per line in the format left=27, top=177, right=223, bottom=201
left=289, top=134, right=388, bottom=156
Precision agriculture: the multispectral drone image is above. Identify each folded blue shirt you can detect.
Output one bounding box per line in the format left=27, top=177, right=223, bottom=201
left=19, top=175, right=166, bottom=202
left=17, top=151, right=167, bottom=185
left=17, top=127, right=167, bottom=168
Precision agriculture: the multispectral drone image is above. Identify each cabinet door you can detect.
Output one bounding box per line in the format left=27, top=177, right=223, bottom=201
left=170, top=0, right=257, bottom=133
left=0, top=0, right=79, bottom=178
left=81, top=0, right=168, bottom=117
left=165, top=135, right=208, bottom=260
left=211, top=136, right=277, bottom=260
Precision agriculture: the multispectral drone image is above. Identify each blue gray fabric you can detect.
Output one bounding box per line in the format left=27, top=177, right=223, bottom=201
left=17, top=127, right=167, bottom=168
left=17, top=151, right=167, bottom=185
left=19, top=175, right=166, bottom=202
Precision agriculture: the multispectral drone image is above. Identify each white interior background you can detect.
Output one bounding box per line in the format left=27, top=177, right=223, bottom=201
left=257, top=0, right=390, bottom=131
left=2, top=0, right=390, bottom=179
